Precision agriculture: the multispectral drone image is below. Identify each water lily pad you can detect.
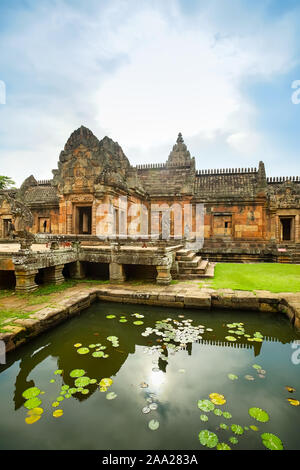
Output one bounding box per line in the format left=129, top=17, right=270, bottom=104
left=50, top=379, right=55, bottom=383
left=133, top=321, right=144, bottom=325
left=74, top=343, right=82, bottom=348
left=216, top=443, right=231, bottom=450
left=220, top=423, right=229, bottom=430
left=198, top=430, right=219, bottom=448
left=223, top=412, right=232, bottom=419
left=106, top=315, right=116, bottom=319
left=231, top=424, right=244, bottom=435
left=228, top=374, right=238, bottom=381
left=107, top=336, right=118, bottom=342
left=148, top=419, right=160, bottom=431
left=119, top=319, right=127, bottom=323
left=24, top=397, right=42, bottom=410
left=252, top=364, right=262, bottom=370
left=200, top=414, right=208, bottom=422
left=99, top=378, right=113, bottom=388
left=142, top=406, right=151, bottom=414
left=214, top=409, right=223, bottom=416
left=285, top=386, right=296, bottom=393
left=209, top=393, right=226, bottom=405
left=77, top=347, right=90, bottom=355
left=92, top=351, right=104, bottom=358
left=56, top=396, right=64, bottom=402
left=261, top=433, right=283, bottom=450
left=248, top=407, right=269, bottom=422
left=54, top=369, right=63, bottom=375
left=22, top=387, right=41, bottom=400
left=225, top=336, right=237, bottom=342
left=61, top=385, right=69, bottom=391
left=75, top=376, right=91, bottom=387
left=53, top=409, right=63, bottom=418
left=197, top=399, right=215, bottom=412
left=90, top=379, right=97, bottom=384
left=28, top=407, right=43, bottom=416
left=81, top=389, right=89, bottom=395
left=69, top=388, right=77, bottom=394
left=229, top=436, right=239, bottom=444
left=25, top=415, right=41, bottom=424
left=106, top=392, right=117, bottom=400
left=70, top=369, right=86, bottom=378
left=250, top=425, right=259, bottom=431
left=287, top=398, right=300, bottom=406
left=149, top=403, right=158, bottom=410
left=52, top=401, right=60, bottom=407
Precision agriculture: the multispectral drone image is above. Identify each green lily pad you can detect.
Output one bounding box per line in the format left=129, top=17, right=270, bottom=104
left=106, top=392, right=117, bottom=400
left=133, top=321, right=144, bottom=325
left=74, top=376, right=91, bottom=388
left=229, top=436, right=239, bottom=445
left=248, top=407, right=269, bottom=423
left=225, top=336, right=237, bottom=342
left=107, top=336, right=118, bottom=341
left=61, top=385, right=69, bottom=391
left=77, top=348, right=90, bottom=355
left=54, top=370, right=63, bottom=375
left=119, top=319, right=127, bottom=323
left=148, top=419, right=160, bottom=431
left=56, top=396, right=64, bottom=402
left=252, top=364, right=262, bottom=370
left=50, top=379, right=55, bottom=383
left=88, top=344, right=96, bottom=348
left=200, top=414, right=208, bottom=422
left=24, top=397, right=42, bottom=410
left=92, top=351, right=104, bottom=358
left=214, top=409, right=223, bottom=416
left=228, top=374, right=238, bottom=380
left=22, top=387, right=41, bottom=400
left=231, top=424, right=244, bottom=435
left=81, top=389, right=89, bottom=395
left=222, top=412, right=232, bottom=419
left=261, top=433, right=283, bottom=450
left=106, top=315, right=116, bottom=319
left=90, top=379, right=97, bottom=384
left=216, top=443, right=231, bottom=450
left=220, top=423, right=229, bottom=430
left=197, top=399, right=215, bottom=412
left=70, top=369, right=86, bottom=378
left=52, top=401, right=59, bottom=407
left=198, top=430, right=219, bottom=448
left=69, top=388, right=77, bottom=394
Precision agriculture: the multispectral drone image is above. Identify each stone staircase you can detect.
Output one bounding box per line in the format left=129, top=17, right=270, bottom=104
left=175, top=248, right=215, bottom=279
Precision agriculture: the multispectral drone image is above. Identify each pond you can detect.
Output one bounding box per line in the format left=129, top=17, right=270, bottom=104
left=0, top=302, right=300, bottom=450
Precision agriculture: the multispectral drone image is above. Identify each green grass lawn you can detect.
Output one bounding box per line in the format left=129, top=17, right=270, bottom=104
left=209, top=263, right=300, bottom=293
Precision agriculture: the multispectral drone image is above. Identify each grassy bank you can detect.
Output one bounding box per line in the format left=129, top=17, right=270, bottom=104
left=209, top=263, right=300, bottom=293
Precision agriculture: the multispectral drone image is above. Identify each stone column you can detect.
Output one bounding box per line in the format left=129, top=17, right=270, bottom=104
left=109, top=262, right=126, bottom=283
left=156, top=265, right=172, bottom=285
left=15, top=269, right=38, bottom=293
left=43, top=264, right=65, bottom=285
left=69, top=260, right=86, bottom=280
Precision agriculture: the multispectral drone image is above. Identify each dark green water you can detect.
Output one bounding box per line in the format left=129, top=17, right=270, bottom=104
left=0, top=302, right=300, bottom=450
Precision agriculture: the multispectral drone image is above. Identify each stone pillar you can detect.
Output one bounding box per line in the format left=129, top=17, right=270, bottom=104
left=69, top=261, right=86, bottom=280
left=43, top=264, right=65, bottom=285
left=156, top=265, right=172, bottom=285
left=15, top=269, right=38, bottom=293
left=109, top=262, right=126, bottom=283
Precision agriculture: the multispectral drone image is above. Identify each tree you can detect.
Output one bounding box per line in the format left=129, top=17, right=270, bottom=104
left=0, top=176, right=15, bottom=190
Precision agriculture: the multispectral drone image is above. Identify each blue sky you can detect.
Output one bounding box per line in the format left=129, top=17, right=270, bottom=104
left=0, top=0, right=300, bottom=185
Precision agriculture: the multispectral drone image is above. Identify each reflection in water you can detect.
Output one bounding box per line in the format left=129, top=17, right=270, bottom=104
left=0, top=302, right=299, bottom=450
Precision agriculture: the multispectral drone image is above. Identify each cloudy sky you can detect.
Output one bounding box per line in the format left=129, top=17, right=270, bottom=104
left=0, top=0, right=300, bottom=186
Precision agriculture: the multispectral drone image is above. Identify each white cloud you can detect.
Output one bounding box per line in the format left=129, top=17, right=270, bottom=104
left=0, top=0, right=299, bottom=184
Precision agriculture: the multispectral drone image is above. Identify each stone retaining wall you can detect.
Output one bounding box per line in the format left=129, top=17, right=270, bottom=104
left=0, top=287, right=299, bottom=354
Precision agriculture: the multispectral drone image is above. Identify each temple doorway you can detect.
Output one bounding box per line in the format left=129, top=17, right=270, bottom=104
left=280, top=217, right=293, bottom=241
left=76, top=206, right=92, bottom=234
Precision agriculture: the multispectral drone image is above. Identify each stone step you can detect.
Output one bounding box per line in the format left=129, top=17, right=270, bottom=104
left=176, top=251, right=195, bottom=261
left=176, top=263, right=214, bottom=279
left=178, top=255, right=202, bottom=267
left=179, top=259, right=209, bottom=274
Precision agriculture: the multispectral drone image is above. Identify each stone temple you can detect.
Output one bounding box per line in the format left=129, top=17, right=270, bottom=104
left=0, top=126, right=299, bottom=291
